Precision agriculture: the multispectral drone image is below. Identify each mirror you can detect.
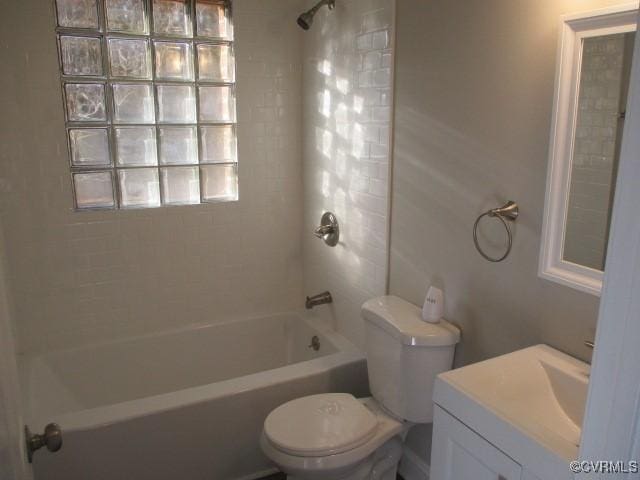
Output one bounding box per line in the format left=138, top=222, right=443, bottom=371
left=540, top=6, right=637, bottom=296
left=564, top=31, right=635, bottom=271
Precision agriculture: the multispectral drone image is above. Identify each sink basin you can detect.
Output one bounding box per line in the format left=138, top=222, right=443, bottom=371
left=540, top=359, right=589, bottom=430
left=433, top=344, right=590, bottom=473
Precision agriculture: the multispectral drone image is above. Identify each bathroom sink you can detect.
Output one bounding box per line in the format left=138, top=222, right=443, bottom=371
left=433, top=345, right=590, bottom=478
left=540, top=358, right=588, bottom=430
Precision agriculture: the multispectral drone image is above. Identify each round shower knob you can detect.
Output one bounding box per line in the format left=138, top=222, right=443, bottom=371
left=314, top=212, right=339, bottom=247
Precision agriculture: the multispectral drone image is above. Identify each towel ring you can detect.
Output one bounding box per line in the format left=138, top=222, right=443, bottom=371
left=473, top=201, right=519, bottom=263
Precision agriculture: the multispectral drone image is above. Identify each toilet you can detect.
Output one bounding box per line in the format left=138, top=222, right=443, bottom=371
left=260, top=295, right=460, bottom=480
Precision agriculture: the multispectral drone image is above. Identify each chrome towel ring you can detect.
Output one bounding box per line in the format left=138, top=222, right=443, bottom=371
left=473, top=201, right=519, bottom=262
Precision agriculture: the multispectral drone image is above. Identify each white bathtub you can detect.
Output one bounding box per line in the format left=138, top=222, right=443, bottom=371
left=20, top=313, right=368, bottom=480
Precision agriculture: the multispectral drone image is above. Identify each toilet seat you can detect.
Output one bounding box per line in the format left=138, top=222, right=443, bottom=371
left=261, top=396, right=405, bottom=475
left=264, top=393, right=378, bottom=457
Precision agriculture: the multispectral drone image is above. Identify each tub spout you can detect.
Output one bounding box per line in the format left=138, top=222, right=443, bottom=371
left=305, top=291, right=333, bottom=309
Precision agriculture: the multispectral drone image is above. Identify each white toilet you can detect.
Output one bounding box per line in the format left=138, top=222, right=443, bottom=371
left=260, top=295, right=460, bottom=480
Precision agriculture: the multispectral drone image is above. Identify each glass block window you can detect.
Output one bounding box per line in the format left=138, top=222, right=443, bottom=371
left=55, top=0, right=238, bottom=210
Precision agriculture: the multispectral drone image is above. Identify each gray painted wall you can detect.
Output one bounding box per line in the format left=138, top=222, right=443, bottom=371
left=391, top=1, right=634, bottom=472
left=390, top=0, right=632, bottom=369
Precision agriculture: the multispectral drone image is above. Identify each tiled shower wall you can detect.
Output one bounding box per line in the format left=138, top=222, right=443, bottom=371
left=302, top=0, right=394, bottom=348
left=0, top=0, right=304, bottom=355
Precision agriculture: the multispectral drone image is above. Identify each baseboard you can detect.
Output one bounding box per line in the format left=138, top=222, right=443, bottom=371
left=398, top=447, right=430, bottom=480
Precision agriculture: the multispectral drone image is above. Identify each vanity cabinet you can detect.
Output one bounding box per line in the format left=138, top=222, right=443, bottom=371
left=431, top=346, right=584, bottom=480
left=431, top=406, right=522, bottom=480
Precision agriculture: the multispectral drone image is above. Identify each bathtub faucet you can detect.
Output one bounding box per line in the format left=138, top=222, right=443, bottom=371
left=305, top=291, right=333, bottom=309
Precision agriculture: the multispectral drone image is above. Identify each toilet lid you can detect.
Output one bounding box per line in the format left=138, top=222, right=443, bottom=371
left=264, top=393, right=378, bottom=457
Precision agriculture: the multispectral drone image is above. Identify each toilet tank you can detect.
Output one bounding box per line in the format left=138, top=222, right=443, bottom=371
left=362, top=295, right=460, bottom=423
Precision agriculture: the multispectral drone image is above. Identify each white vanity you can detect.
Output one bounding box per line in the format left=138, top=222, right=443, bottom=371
left=431, top=345, right=589, bottom=480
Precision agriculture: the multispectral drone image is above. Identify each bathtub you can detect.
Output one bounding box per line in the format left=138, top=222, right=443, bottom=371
left=20, top=313, right=368, bottom=480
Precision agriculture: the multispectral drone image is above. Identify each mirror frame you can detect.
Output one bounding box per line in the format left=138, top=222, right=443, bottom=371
left=539, top=3, right=638, bottom=296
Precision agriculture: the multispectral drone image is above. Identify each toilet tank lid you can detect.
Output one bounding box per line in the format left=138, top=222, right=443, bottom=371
left=362, top=295, right=460, bottom=347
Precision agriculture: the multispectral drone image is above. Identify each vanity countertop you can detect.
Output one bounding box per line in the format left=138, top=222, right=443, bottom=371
left=433, top=345, right=590, bottom=480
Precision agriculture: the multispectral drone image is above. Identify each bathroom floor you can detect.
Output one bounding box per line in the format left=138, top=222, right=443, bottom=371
left=259, top=474, right=404, bottom=479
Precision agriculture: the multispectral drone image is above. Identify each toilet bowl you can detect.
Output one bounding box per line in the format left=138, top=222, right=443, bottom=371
left=261, top=395, right=405, bottom=480
left=261, top=295, right=461, bottom=479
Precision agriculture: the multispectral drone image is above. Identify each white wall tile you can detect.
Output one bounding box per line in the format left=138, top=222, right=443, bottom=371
left=0, top=0, right=305, bottom=355
left=302, top=0, right=394, bottom=350
left=1, top=0, right=395, bottom=359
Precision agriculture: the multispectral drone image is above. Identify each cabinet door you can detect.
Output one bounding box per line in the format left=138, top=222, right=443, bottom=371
left=431, top=406, right=522, bottom=480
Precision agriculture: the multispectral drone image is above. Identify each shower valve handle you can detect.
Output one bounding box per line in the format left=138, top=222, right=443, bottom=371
left=314, top=212, right=339, bottom=247
left=314, top=225, right=334, bottom=237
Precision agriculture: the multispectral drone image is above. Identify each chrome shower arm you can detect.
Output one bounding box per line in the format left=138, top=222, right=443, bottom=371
left=304, top=0, right=335, bottom=16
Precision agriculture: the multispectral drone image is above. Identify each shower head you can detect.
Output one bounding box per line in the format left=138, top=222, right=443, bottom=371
left=297, top=0, right=335, bottom=30
left=297, top=11, right=314, bottom=30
